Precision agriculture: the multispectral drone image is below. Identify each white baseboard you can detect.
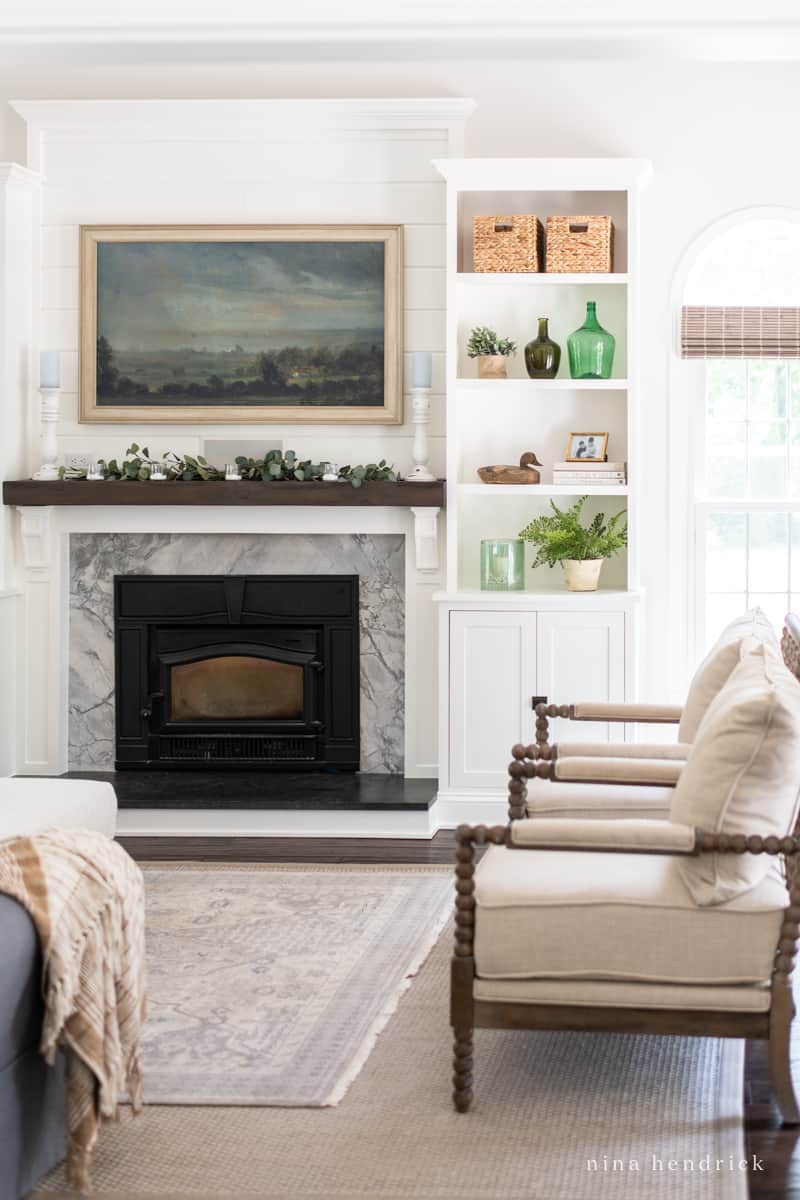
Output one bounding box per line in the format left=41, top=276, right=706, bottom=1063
left=116, top=792, right=509, bottom=839
left=430, top=790, right=508, bottom=829
left=116, top=806, right=440, bottom=839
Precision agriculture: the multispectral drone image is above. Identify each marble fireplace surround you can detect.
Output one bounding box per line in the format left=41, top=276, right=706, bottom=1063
left=11, top=505, right=442, bottom=830
left=69, top=532, right=404, bottom=774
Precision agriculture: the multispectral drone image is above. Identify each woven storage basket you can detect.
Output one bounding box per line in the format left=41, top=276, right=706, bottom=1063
left=545, top=215, right=614, bottom=273
left=472, top=215, right=543, bottom=273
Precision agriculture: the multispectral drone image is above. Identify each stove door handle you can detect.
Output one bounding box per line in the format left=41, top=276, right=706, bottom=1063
left=141, top=691, right=164, bottom=720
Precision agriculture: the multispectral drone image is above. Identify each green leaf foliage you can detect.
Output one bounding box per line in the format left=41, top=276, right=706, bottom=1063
left=59, top=445, right=397, bottom=489
left=518, top=496, right=627, bottom=569
left=466, top=326, right=517, bottom=358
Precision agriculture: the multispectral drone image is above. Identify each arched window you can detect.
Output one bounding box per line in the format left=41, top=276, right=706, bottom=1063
left=679, top=212, right=800, bottom=653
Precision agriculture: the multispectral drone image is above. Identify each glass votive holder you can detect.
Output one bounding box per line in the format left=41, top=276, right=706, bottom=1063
left=224, top=463, right=242, bottom=481
left=480, top=539, right=525, bottom=591
left=149, top=465, right=167, bottom=481
left=322, top=462, right=339, bottom=481
left=86, top=462, right=105, bottom=481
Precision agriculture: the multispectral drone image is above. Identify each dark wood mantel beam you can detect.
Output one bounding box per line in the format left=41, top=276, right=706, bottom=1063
left=2, top=479, right=445, bottom=508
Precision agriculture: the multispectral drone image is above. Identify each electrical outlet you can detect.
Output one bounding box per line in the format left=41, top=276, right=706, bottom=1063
left=66, top=453, right=93, bottom=472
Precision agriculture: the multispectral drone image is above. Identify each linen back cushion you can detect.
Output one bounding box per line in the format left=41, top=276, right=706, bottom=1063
left=671, top=642, right=800, bottom=905
left=679, top=608, right=779, bottom=742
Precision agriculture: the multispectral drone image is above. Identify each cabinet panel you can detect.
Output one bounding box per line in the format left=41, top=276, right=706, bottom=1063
left=536, top=611, right=626, bottom=743
left=449, top=611, right=536, bottom=790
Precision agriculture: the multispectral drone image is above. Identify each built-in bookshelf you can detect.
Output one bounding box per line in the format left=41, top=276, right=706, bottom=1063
left=431, top=158, right=652, bottom=822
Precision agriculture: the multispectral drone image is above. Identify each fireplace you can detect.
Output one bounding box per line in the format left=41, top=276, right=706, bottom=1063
left=114, top=574, right=359, bottom=770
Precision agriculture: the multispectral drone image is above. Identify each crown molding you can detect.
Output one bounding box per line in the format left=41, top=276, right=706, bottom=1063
left=434, top=156, right=652, bottom=192
left=11, top=99, right=476, bottom=172
left=10, top=98, right=477, bottom=130
left=0, top=162, right=42, bottom=189
left=3, top=13, right=800, bottom=62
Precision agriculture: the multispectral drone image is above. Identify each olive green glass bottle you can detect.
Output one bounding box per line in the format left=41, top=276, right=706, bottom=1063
left=524, top=317, right=561, bottom=379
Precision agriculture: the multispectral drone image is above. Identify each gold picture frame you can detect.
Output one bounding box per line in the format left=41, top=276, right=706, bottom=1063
left=79, top=224, right=404, bottom=424
left=565, top=431, right=609, bottom=462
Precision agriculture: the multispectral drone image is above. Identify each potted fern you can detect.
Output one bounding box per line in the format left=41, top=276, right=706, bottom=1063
left=466, top=326, right=517, bottom=379
left=518, top=496, right=627, bottom=591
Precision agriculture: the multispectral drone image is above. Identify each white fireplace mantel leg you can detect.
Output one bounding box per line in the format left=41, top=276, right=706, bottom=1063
left=410, top=506, right=440, bottom=573
left=15, top=505, right=68, bottom=774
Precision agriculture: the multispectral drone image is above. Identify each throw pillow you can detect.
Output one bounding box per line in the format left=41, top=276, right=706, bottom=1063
left=679, top=607, right=779, bottom=742
left=671, top=641, right=800, bottom=905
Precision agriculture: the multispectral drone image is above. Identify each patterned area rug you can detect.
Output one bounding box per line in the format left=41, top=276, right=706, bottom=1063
left=140, top=863, right=452, bottom=1105
left=37, top=895, right=747, bottom=1199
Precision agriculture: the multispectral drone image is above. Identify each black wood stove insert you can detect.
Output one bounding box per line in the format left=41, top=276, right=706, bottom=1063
left=114, top=574, right=359, bottom=770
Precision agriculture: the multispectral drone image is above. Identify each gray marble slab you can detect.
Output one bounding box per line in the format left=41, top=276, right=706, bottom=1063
left=69, top=533, right=405, bottom=773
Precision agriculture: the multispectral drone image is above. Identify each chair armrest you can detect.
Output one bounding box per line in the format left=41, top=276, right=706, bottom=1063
left=571, top=702, right=684, bottom=723
left=533, top=701, right=684, bottom=759
left=554, top=741, right=691, bottom=761
left=552, top=756, right=683, bottom=787
left=508, top=817, right=696, bottom=853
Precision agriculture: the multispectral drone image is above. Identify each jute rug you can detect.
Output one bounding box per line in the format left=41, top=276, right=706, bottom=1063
left=36, top=864, right=748, bottom=1200
left=136, top=863, right=453, bottom=1105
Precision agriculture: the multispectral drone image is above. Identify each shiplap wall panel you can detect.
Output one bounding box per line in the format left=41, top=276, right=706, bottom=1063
left=42, top=183, right=444, bottom=226
left=42, top=138, right=449, bottom=185
left=36, top=117, right=448, bottom=468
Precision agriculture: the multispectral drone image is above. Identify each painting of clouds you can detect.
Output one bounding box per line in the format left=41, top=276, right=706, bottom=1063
left=80, top=226, right=403, bottom=423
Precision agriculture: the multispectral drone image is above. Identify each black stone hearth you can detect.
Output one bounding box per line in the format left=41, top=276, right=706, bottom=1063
left=62, top=771, right=436, bottom=811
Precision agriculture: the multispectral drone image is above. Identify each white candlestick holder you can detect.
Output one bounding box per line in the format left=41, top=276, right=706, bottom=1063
left=404, top=386, right=436, bottom=482
left=33, top=387, right=61, bottom=481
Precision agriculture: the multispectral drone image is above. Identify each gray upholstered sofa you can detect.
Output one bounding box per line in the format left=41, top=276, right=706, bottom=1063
left=0, top=894, right=66, bottom=1200
left=0, top=778, right=117, bottom=1200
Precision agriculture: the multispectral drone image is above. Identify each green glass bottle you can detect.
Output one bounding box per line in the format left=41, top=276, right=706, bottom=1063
left=524, top=317, right=561, bottom=379
left=567, top=301, right=615, bottom=380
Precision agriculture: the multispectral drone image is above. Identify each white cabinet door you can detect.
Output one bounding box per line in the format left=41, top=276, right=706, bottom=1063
left=536, top=611, right=626, bottom=744
left=449, top=610, right=536, bottom=791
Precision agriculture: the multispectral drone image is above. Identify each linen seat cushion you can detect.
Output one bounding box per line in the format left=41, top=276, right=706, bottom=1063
left=526, top=779, right=672, bottom=821
left=474, top=843, right=786, bottom=986
left=473, top=978, right=773, bottom=1013
left=671, top=642, right=800, bottom=905
left=678, top=607, right=778, bottom=742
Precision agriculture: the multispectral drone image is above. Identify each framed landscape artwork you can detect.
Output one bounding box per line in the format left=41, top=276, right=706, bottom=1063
left=79, top=225, right=403, bottom=424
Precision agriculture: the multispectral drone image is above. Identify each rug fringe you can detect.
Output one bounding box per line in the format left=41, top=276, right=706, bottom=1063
left=322, top=896, right=453, bottom=1108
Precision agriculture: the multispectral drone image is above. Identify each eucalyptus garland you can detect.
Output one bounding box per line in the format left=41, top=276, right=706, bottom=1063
left=59, top=446, right=398, bottom=489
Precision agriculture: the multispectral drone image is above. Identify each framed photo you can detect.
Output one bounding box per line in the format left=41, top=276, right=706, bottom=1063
left=79, top=225, right=403, bottom=424
left=565, top=432, right=608, bottom=462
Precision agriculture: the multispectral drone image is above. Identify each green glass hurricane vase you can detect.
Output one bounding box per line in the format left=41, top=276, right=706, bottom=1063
left=567, top=301, right=615, bottom=380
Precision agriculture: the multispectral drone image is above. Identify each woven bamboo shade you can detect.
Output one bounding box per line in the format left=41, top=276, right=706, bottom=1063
left=681, top=306, right=800, bottom=358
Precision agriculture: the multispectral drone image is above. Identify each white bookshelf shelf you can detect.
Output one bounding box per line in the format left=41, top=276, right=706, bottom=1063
left=456, top=377, right=628, bottom=391
left=458, top=483, right=629, bottom=497
left=456, top=272, right=629, bottom=287
left=435, top=588, right=642, bottom=606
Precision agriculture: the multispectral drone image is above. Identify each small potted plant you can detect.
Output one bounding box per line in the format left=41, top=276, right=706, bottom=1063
left=466, top=326, right=517, bottom=379
left=518, top=496, right=627, bottom=591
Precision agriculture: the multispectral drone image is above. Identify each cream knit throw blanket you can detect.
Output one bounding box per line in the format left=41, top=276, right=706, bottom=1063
left=0, top=829, right=146, bottom=1193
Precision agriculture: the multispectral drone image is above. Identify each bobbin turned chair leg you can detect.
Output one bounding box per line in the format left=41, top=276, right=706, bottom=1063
left=769, top=868, right=800, bottom=1124
left=451, top=825, right=507, bottom=1111
left=452, top=1026, right=474, bottom=1113
left=769, top=987, right=800, bottom=1125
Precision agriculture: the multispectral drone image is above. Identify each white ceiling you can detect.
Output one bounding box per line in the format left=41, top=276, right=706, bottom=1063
left=4, top=0, right=800, bottom=61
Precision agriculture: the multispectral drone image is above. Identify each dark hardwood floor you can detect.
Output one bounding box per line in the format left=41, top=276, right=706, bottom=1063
left=120, top=831, right=800, bottom=1200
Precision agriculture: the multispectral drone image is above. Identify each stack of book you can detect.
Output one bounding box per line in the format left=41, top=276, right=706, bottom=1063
left=551, top=461, right=627, bottom=487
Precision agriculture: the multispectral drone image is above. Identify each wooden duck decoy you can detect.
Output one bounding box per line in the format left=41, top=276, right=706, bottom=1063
left=477, top=452, right=543, bottom=485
